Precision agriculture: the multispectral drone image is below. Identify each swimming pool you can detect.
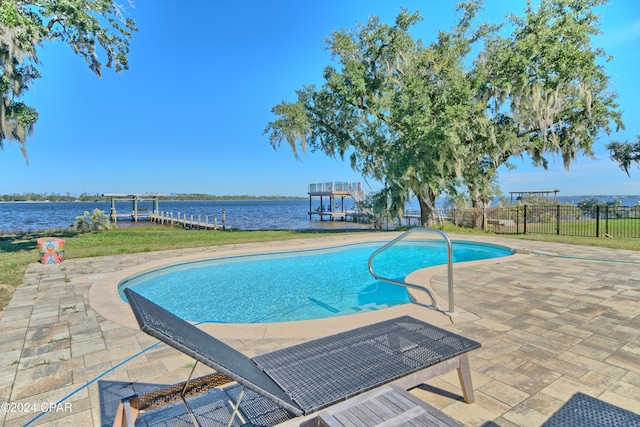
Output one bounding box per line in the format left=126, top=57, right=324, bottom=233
left=120, top=240, right=512, bottom=323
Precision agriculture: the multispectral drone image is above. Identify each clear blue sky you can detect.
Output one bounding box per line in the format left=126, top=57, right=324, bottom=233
left=0, top=0, right=638, bottom=198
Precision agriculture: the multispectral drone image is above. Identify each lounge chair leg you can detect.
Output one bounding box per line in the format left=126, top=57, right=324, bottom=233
left=178, top=361, right=202, bottom=425
left=181, top=361, right=199, bottom=396
left=112, top=397, right=139, bottom=427
left=112, top=402, right=125, bottom=427
left=181, top=396, right=200, bottom=426
left=457, top=353, right=475, bottom=403
left=226, top=386, right=246, bottom=427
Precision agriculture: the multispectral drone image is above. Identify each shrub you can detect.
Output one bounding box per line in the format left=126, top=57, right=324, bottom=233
left=71, top=209, right=114, bottom=231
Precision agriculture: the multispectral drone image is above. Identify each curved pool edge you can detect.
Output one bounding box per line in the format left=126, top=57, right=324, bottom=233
left=87, top=232, right=527, bottom=339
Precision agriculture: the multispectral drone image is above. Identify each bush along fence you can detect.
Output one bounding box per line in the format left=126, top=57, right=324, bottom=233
left=444, top=205, right=640, bottom=238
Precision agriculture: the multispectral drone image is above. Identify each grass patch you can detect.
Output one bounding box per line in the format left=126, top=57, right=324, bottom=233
left=60, top=227, right=320, bottom=258
left=0, top=239, right=37, bottom=310
left=48, top=336, right=71, bottom=344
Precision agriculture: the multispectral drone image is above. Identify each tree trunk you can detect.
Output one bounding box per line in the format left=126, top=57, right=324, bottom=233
left=417, top=188, right=438, bottom=226
left=469, top=187, right=487, bottom=229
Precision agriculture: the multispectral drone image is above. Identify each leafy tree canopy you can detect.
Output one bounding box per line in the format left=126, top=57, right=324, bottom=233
left=0, top=0, right=137, bottom=161
left=606, top=135, right=640, bottom=176
left=265, top=6, right=485, bottom=225
left=463, top=0, right=623, bottom=216
left=265, top=0, right=624, bottom=226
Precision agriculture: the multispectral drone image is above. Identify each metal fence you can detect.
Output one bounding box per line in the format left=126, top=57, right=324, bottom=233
left=444, top=205, right=640, bottom=238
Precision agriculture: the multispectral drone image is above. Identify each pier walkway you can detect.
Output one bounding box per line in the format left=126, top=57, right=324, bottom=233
left=148, top=211, right=225, bottom=230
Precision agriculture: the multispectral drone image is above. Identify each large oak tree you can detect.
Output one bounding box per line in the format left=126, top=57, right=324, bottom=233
left=265, top=7, right=482, bottom=225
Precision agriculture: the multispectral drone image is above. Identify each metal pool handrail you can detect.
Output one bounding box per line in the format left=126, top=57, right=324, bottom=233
left=367, top=228, right=455, bottom=315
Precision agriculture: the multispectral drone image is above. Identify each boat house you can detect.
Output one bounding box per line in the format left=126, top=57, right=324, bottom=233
left=103, top=193, right=164, bottom=223
left=308, top=182, right=365, bottom=221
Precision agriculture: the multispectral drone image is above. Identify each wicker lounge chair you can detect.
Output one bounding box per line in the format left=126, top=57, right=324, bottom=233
left=541, top=392, right=640, bottom=427
left=114, top=288, right=480, bottom=426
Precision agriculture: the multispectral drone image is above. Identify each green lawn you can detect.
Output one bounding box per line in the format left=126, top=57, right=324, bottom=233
left=0, top=227, right=323, bottom=311
left=1, top=224, right=639, bottom=312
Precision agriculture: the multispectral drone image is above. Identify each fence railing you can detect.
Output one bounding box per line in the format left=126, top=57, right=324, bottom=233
left=443, top=205, right=640, bottom=238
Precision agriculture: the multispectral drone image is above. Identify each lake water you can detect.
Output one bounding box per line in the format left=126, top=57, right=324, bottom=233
left=2, top=195, right=638, bottom=233
left=0, top=199, right=371, bottom=233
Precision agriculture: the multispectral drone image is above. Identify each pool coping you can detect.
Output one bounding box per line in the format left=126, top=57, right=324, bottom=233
left=87, top=232, right=527, bottom=339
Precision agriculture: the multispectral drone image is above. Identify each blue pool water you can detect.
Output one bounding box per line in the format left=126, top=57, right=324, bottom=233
left=120, top=240, right=512, bottom=323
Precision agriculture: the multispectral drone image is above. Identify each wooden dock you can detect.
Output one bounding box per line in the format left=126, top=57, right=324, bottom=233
left=148, top=211, right=225, bottom=230
left=102, top=193, right=225, bottom=230
left=308, top=209, right=358, bottom=221
left=402, top=209, right=450, bottom=226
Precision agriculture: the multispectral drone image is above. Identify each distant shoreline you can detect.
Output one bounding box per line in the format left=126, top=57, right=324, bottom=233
left=0, top=195, right=307, bottom=203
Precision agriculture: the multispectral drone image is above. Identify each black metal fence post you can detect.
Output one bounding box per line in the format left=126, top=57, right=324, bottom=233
left=523, top=205, right=527, bottom=234
left=556, top=205, right=561, bottom=235
left=595, top=205, right=600, bottom=238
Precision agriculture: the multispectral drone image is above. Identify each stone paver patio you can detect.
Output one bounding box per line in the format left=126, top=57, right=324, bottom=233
left=1, top=232, right=638, bottom=426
